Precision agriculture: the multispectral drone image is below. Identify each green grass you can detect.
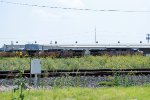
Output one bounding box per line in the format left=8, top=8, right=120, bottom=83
left=1, top=55, right=150, bottom=70
left=1, top=86, right=150, bottom=100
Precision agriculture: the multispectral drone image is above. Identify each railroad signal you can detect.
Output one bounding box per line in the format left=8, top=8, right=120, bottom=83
left=146, top=34, right=150, bottom=43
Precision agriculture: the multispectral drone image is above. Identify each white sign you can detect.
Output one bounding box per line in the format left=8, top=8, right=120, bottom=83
left=31, top=59, right=41, bottom=74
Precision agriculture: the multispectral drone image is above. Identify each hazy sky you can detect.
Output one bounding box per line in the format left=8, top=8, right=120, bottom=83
left=0, top=0, right=150, bottom=46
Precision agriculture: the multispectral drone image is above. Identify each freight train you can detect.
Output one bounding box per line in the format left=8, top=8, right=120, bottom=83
left=0, top=44, right=142, bottom=57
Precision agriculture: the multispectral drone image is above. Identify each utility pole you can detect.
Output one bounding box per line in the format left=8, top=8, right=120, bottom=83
left=146, top=34, right=150, bottom=43
left=95, top=27, right=97, bottom=44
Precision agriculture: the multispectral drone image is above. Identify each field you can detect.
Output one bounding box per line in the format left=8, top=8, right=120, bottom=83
left=0, top=55, right=150, bottom=70
left=1, top=86, right=150, bottom=100
left=1, top=55, right=150, bottom=100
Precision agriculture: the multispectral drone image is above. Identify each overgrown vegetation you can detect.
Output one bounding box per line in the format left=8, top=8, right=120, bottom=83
left=98, top=74, right=134, bottom=87
left=1, top=86, right=150, bottom=100
left=12, top=66, right=27, bottom=100
left=0, top=55, right=150, bottom=70
left=1, top=55, right=150, bottom=100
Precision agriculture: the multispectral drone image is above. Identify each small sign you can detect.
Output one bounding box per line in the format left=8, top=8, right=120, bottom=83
left=31, top=59, right=41, bottom=74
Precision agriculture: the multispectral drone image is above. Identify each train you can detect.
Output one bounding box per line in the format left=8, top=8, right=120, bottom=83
left=0, top=44, right=143, bottom=57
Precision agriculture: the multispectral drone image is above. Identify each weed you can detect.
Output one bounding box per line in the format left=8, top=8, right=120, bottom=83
left=1, top=55, right=150, bottom=70
left=12, top=69, right=27, bottom=100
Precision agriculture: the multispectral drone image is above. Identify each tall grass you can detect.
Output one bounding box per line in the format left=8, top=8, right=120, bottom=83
left=1, top=86, right=150, bottom=100
left=0, top=55, right=150, bottom=70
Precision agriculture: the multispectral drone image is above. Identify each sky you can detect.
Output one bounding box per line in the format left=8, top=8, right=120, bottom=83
left=0, top=0, right=150, bottom=47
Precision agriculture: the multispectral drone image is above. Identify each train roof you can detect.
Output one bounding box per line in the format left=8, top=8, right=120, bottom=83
left=1, top=43, right=150, bottom=52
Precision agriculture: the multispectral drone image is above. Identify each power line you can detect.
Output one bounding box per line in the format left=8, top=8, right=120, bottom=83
left=0, top=0, right=150, bottom=13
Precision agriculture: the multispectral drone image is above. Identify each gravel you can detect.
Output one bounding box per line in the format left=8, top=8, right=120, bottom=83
left=1, top=75, right=150, bottom=91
